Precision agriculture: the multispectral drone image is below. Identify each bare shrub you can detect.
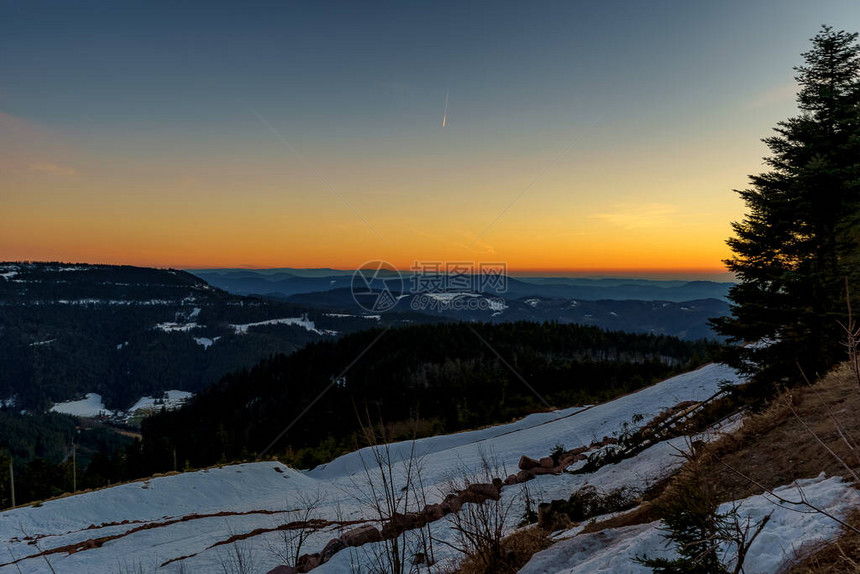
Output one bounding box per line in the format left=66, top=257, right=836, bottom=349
left=265, top=489, right=326, bottom=568
left=440, top=448, right=522, bottom=573
left=347, top=411, right=433, bottom=574
left=216, top=528, right=260, bottom=574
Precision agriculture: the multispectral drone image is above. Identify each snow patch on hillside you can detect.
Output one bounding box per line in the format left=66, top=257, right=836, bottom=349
left=230, top=316, right=337, bottom=336
left=193, top=336, right=220, bottom=349
left=50, top=393, right=108, bottom=417
left=127, top=390, right=193, bottom=414
left=154, top=321, right=200, bottom=333
left=324, top=313, right=381, bottom=321
left=28, top=299, right=180, bottom=306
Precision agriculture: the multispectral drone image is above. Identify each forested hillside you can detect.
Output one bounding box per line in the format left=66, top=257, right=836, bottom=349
left=142, top=321, right=710, bottom=470
left=0, top=262, right=416, bottom=410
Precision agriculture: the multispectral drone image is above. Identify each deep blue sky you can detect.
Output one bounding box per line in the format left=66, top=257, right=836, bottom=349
left=4, top=1, right=855, bottom=148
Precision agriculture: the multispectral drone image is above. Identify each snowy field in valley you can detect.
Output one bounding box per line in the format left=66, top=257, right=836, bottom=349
left=4, top=363, right=856, bottom=573
left=50, top=391, right=193, bottom=420
left=49, top=393, right=109, bottom=418
left=126, top=391, right=193, bottom=414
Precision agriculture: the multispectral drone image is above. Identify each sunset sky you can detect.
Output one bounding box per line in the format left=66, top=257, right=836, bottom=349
left=2, top=1, right=859, bottom=278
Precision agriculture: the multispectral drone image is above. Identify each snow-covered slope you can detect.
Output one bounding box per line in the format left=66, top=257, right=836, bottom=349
left=312, top=363, right=737, bottom=486
left=1, top=362, right=806, bottom=574
left=520, top=474, right=860, bottom=574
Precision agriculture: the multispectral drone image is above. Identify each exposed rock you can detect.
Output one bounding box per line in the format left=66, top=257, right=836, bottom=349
left=320, top=537, right=346, bottom=563
left=441, top=493, right=462, bottom=514
left=466, top=482, right=501, bottom=500
left=382, top=512, right=427, bottom=538
left=518, top=455, right=542, bottom=470
left=557, top=454, right=576, bottom=468
left=296, top=553, right=320, bottom=573
left=458, top=482, right=502, bottom=504
left=267, top=566, right=298, bottom=574
left=342, top=524, right=382, bottom=547
left=458, top=490, right=483, bottom=505
left=540, top=456, right=555, bottom=469
left=422, top=503, right=444, bottom=521
left=503, top=473, right=519, bottom=486
left=516, top=470, right=534, bottom=483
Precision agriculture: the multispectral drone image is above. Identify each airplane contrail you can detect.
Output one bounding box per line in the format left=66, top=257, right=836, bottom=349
left=442, top=89, right=449, bottom=127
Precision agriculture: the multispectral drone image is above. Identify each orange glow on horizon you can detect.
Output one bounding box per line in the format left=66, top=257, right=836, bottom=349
left=0, top=109, right=749, bottom=276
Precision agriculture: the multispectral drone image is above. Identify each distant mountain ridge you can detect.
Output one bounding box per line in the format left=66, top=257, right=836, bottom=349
left=282, top=288, right=728, bottom=341
left=189, top=268, right=729, bottom=340
left=190, top=268, right=733, bottom=302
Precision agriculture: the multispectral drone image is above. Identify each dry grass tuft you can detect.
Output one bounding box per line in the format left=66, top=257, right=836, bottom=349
left=456, top=526, right=551, bottom=574
left=788, top=508, right=860, bottom=573
left=697, top=363, right=860, bottom=502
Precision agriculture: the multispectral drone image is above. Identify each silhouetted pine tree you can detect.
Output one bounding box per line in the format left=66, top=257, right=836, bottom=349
left=712, top=27, right=860, bottom=387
